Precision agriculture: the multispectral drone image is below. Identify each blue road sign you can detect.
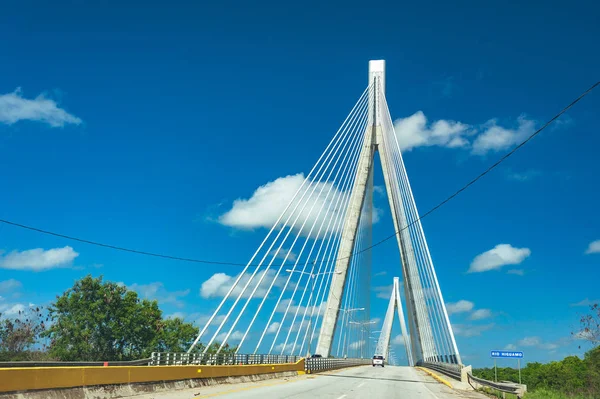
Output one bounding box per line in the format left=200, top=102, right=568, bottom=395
left=491, top=350, right=523, bottom=358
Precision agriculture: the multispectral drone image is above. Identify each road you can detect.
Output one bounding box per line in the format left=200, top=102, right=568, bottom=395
left=130, top=366, right=487, bottom=399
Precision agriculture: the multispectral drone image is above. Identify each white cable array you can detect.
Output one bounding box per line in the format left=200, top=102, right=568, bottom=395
left=380, top=93, right=451, bottom=362
left=224, top=104, right=367, bottom=353
left=291, top=109, right=371, bottom=355
left=375, top=85, right=436, bottom=362
left=189, top=86, right=372, bottom=354
left=283, top=108, right=370, bottom=355
left=379, top=89, right=460, bottom=364
left=265, top=92, right=371, bottom=355
left=190, top=72, right=461, bottom=365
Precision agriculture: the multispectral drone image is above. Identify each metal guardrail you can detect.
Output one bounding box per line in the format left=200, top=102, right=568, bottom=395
left=0, top=358, right=151, bottom=368
left=419, top=361, right=525, bottom=397
left=418, top=361, right=462, bottom=380
left=305, top=357, right=371, bottom=373
left=467, top=372, right=523, bottom=396
left=150, top=352, right=301, bottom=366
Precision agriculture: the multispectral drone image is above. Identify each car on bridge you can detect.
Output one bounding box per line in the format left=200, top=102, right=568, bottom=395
left=372, top=355, right=384, bottom=367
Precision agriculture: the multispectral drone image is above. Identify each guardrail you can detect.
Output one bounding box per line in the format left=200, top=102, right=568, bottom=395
left=467, top=372, right=526, bottom=398
left=150, top=352, right=300, bottom=366
left=418, top=361, right=526, bottom=398
left=0, top=360, right=305, bottom=395
left=305, top=357, right=371, bottom=373
left=418, top=361, right=462, bottom=380
left=0, top=358, right=151, bottom=368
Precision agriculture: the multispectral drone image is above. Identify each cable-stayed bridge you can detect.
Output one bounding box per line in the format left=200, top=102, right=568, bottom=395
left=188, top=60, right=460, bottom=368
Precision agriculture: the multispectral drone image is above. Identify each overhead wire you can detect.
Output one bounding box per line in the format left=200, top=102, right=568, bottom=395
left=0, top=81, right=597, bottom=272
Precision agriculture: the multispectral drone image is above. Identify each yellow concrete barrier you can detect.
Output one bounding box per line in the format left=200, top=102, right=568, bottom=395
left=416, top=366, right=453, bottom=388
left=0, top=359, right=306, bottom=393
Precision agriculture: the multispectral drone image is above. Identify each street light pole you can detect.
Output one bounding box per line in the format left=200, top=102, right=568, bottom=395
left=306, top=273, right=315, bottom=358
left=285, top=268, right=342, bottom=358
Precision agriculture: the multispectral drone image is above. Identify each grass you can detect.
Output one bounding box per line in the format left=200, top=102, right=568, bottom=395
left=524, top=388, right=597, bottom=399
left=478, top=386, right=518, bottom=399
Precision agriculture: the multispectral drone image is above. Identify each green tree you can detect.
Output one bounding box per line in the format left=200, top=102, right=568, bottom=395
left=152, top=317, right=199, bottom=352
left=574, top=303, right=600, bottom=348
left=43, top=275, right=163, bottom=361
left=0, top=306, right=47, bottom=361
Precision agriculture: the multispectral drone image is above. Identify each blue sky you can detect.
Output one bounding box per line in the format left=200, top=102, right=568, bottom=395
left=1, top=0, right=599, bottom=367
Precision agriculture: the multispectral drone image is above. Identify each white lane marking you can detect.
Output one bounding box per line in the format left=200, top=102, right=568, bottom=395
left=357, top=382, right=366, bottom=388
left=423, top=384, right=442, bottom=399
left=336, top=395, right=347, bottom=399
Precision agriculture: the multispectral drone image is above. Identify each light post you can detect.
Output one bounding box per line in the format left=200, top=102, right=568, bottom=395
left=285, top=268, right=342, bottom=357
left=349, top=321, right=376, bottom=358
left=335, top=308, right=365, bottom=357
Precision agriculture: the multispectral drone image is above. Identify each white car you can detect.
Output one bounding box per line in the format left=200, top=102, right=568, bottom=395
left=372, top=355, right=384, bottom=367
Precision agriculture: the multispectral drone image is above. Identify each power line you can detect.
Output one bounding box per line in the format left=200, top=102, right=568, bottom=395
left=1, top=81, right=598, bottom=267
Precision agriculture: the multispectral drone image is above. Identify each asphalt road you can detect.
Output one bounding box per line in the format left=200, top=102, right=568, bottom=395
left=132, top=366, right=488, bottom=399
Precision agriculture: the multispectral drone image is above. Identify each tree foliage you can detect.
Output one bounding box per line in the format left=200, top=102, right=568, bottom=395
left=152, top=317, right=199, bottom=353
left=1, top=275, right=236, bottom=362
left=43, top=275, right=199, bottom=361
left=573, top=303, right=600, bottom=347
left=0, top=306, right=48, bottom=361
left=473, top=346, right=600, bottom=397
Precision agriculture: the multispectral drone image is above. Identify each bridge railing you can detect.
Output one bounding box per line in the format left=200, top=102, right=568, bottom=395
left=418, top=361, right=462, bottom=380
left=418, top=361, right=526, bottom=398
left=467, top=372, right=526, bottom=398
left=150, top=352, right=300, bottom=366
left=305, top=357, right=371, bottom=373
left=0, top=358, right=151, bottom=368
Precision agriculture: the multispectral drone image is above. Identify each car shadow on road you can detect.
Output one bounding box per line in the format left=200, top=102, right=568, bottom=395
left=317, top=373, right=438, bottom=384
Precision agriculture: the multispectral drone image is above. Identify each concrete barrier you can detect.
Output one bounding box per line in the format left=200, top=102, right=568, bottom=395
left=0, top=359, right=305, bottom=396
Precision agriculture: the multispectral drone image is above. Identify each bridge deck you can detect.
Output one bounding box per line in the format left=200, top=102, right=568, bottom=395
left=128, top=366, right=487, bottom=398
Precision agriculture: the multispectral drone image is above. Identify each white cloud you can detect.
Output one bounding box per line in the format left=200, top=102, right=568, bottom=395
left=452, top=323, right=494, bottom=337
left=373, top=285, right=392, bottom=300
left=468, top=244, right=531, bottom=273
left=273, top=342, right=294, bottom=353
left=216, top=330, right=244, bottom=343
left=0, top=88, right=82, bottom=127
left=573, top=330, right=598, bottom=342
left=394, top=111, right=471, bottom=152
left=504, top=344, right=516, bottom=351
left=275, top=298, right=325, bottom=317
left=518, top=337, right=540, bottom=347
left=166, top=312, right=186, bottom=320
left=269, top=248, right=297, bottom=262
left=200, top=269, right=287, bottom=299
left=195, top=313, right=227, bottom=327
left=0, top=246, right=79, bottom=271
left=0, top=279, right=22, bottom=293
left=217, top=170, right=384, bottom=236
left=218, top=173, right=356, bottom=236
left=349, top=339, right=366, bottom=350
left=0, top=303, right=26, bottom=316
left=470, top=309, right=492, bottom=320
left=571, top=298, right=599, bottom=307
left=392, top=111, right=537, bottom=156
left=267, top=322, right=280, bottom=334
left=472, top=116, right=536, bottom=155
left=370, top=317, right=381, bottom=325
left=507, top=269, right=525, bottom=276
left=392, top=334, right=406, bottom=346
left=446, top=300, right=474, bottom=315
left=509, top=336, right=561, bottom=351
left=129, top=282, right=190, bottom=308
left=506, top=169, right=542, bottom=182
left=373, top=185, right=386, bottom=196
left=374, top=271, right=387, bottom=277
left=585, top=240, right=600, bottom=255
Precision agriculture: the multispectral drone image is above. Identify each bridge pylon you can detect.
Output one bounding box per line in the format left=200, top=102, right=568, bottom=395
left=316, top=60, right=460, bottom=365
